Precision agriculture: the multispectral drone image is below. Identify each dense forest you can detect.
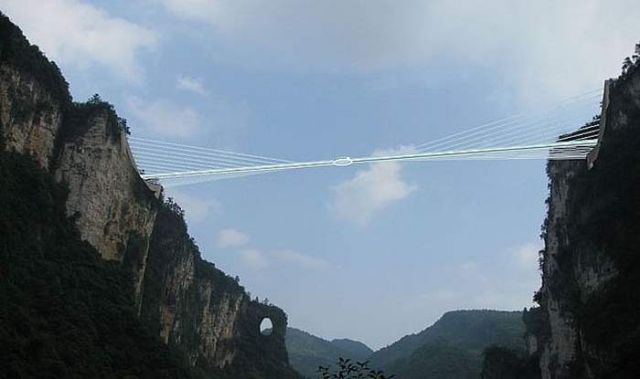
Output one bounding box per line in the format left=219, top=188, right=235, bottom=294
left=0, top=149, right=198, bottom=378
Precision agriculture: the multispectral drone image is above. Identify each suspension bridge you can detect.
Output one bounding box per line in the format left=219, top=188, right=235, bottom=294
left=130, top=89, right=605, bottom=187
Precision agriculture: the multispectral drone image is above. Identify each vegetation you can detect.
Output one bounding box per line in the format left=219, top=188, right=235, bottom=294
left=481, top=346, right=539, bottom=379
left=330, top=339, right=373, bottom=360
left=563, top=75, right=640, bottom=376
left=0, top=12, right=70, bottom=105
left=620, top=42, right=640, bottom=76
left=58, top=94, right=130, bottom=149
left=0, top=150, right=194, bottom=378
left=317, top=358, right=392, bottom=379
left=367, top=310, right=526, bottom=379
left=532, top=40, right=640, bottom=377
left=141, top=198, right=300, bottom=379
left=0, top=12, right=130, bottom=155
left=398, top=341, right=477, bottom=379
left=285, top=328, right=373, bottom=378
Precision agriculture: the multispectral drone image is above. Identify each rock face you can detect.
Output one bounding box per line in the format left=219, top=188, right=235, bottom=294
left=54, top=106, right=158, bottom=301
left=140, top=202, right=296, bottom=377
left=0, top=65, right=64, bottom=168
left=535, top=65, right=640, bottom=378
left=0, top=12, right=296, bottom=378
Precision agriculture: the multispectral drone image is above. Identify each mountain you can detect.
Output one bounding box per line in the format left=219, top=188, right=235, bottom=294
left=329, top=338, right=373, bottom=359
left=0, top=12, right=298, bottom=378
left=285, top=328, right=372, bottom=378
left=370, top=310, right=526, bottom=378
left=525, top=48, right=640, bottom=378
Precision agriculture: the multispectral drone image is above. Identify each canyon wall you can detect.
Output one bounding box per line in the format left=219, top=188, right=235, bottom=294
left=0, top=13, right=296, bottom=378
left=535, top=65, right=640, bottom=378
left=140, top=202, right=293, bottom=377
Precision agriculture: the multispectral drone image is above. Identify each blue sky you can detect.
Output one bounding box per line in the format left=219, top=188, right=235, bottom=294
left=3, top=0, right=640, bottom=349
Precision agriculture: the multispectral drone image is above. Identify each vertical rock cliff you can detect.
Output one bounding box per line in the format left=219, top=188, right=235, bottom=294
left=535, top=64, right=640, bottom=378
left=140, top=201, right=295, bottom=378
left=0, top=64, right=63, bottom=168
left=0, top=13, right=297, bottom=378
left=54, top=104, right=159, bottom=303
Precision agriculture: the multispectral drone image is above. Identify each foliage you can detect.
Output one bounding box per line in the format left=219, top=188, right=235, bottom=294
left=534, top=40, right=640, bottom=377
left=0, top=12, right=130, bottom=140
left=369, top=310, right=526, bottom=379
left=285, top=327, right=373, bottom=378
left=0, top=12, right=71, bottom=105
left=398, top=341, right=477, bottom=379
left=481, top=346, right=539, bottom=379
left=58, top=94, right=130, bottom=146
left=317, top=358, right=392, bottom=379
left=620, top=41, right=640, bottom=77
left=330, top=339, right=373, bottom=361
left=522, top=307, right=548, bottom=344
left=0, top=150, right=194, bottom=378
left=86, top=94, right=130, bottom=134
left=141, top=197, right=300, bottom=379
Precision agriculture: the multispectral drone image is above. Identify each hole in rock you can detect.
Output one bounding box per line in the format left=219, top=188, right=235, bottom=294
left=260, top=317, right=273, bottom=336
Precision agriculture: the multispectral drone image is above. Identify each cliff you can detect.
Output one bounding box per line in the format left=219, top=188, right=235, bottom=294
left=140, top=201, right=296, bottom=378
left=534, top=61, right=640, bottom=377
left=0, top=148, right=194, bottom=378
left=0, top=12, right=296, bottom=378
left=53, top=103, right=159, bottom=304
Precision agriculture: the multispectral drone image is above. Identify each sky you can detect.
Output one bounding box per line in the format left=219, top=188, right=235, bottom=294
left=2, top=0, right=640, bottom=349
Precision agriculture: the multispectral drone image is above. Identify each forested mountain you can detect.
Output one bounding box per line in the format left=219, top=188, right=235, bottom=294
left=285, top=328, right=372, bottom=378
left=329, top=338, right=373, bottom=359
left=369, top=310, right=525, bottom=379
left=289, top=310, right=525, bottom=378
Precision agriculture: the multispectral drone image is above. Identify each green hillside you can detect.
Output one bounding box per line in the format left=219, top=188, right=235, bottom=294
left=369, top=310, right=526, bottom=378
left=330, top=338, right=373, bottom=359
left=285, top=328, right=372, bottom=378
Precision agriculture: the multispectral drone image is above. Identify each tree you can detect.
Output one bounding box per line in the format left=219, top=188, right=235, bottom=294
left=88, top=93, right=102, bottom=104
left=118, top=117, right=130, bottom=135
left=317, top=358, right=393, bottom=379
left=622, top=57, right=633, bottom=75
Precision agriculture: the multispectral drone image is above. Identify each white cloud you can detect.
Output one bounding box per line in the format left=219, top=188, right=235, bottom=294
left=1, top=0, right=157, bottom=80
left=238, top=249, right=329, bottom=271
left=176, top=75, right=208, bottom=96
left=127, top=96, right=201, bottom=138
left=166, top=189, right=220, bottom=223
left=161, top=0, right=219, bottom=22
left=272, top=249, right=329, bottom=270
left=330, top=146, right=417, bottom=226
left=239, top=248, right=269, bottom=271
left=218, top=228, right=329, bottom=270
left=513, top=242, right=542, bottom=270
left=216, top=228, right=250, bottom=248
left=405, top=242, right=543, bottom=316
left=157, top=0, right=640, bottom=101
